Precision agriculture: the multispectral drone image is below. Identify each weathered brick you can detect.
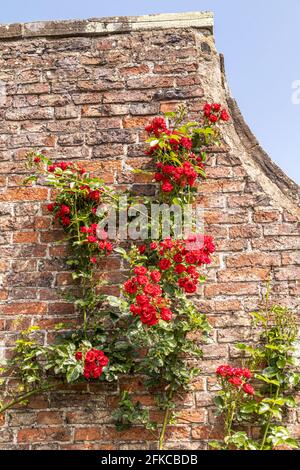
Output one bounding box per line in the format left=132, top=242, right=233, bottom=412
left=3, top=302, right=47, bottom=315
left=218, top=267, right=270, bottom=282
left=226, top=252, right=281, bottom=268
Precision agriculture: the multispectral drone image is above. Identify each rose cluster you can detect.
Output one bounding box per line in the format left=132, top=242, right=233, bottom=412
left=144, top=117, right=205, bottom=194
left=75, top=348, right=109, bottom=380
left=154, top=161, right=199, bottom=193
left=203, top=103, right=230, bottom=124
left=124, top=265, right=172, bottom=326
left=47, top=161, right=86, bottom=175
left=80, top=223, right=113, bottom=261
left=216, top=364, right=255, bottom=395
left=153, top=235, right=215, bottom=294
left=47, top=202, right=72, bottom=227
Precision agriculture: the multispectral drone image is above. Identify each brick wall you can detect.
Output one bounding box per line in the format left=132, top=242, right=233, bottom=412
left=0, top=12, right=299, bottom=450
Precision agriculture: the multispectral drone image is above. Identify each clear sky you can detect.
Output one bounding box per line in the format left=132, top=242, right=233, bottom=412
left=1, top=0, right=299, bottom=183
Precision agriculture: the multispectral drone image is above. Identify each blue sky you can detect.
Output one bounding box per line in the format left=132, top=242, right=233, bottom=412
left=1, top=0, right=299, bottom=183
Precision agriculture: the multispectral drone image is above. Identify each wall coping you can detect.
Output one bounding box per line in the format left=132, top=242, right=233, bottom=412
left=0, top=11, right=214, bottom=40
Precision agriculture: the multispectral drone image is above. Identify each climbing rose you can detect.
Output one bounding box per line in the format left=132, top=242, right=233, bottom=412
left=220, top=109, right=230, bottom=121
left=160, top=307, right=173, bottom=321
left=159, top=258, right=171, bottom=271
left=161, top=180, right=173, bottom=193
left=75, top=351, right=82, bottom=361
left=83, top=348, right=109, bottom=380
left=229, top=377, right=243, bottom=387
left=243, top=383, right=255, bottom=395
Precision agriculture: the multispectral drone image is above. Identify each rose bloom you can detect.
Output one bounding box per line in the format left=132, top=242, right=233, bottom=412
left=183, top=280, right=197, bottom=293
left=243, top=383, right=255, bottom=395
left=228, top=377, right=243, bottom=387
left=160, top=307, right=172, bottom=321
left=136, top=294, right=150, bottom=306
left=150, top=270, right=161, bottom=283
left=134, top=266, right=147, bottom=275
left=159, top=258, right=171, bottom=271
left=175, top=264, right=186, bottom=274
left=124, top=279, right=137, bottom=295
left=161, top=181, right=173, bottom=193
left=137, top=275, right=149, bottom=286
left=139, top=306, right=158, bottom=326
left=75, top=351, right=82, bottom=361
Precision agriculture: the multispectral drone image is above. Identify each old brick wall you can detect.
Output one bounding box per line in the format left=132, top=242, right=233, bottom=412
left=0, top=12, right=299, bottom=449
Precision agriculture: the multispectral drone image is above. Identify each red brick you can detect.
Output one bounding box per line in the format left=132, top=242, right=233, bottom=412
left=18, top=427, right=70, bottom=443
left=253, top=210, right=281, bottom=223
left=229, top=225, right=262, bottom=238
left=218, top=267, right=270, bottom=282
left=226, top=252, right=281, bottom=268
left=274, top=267, right=300, bottom=281
left=74, top=427, right=103, bottom=441
left=3, top=302, right=47, bottom=315
left=13, top=231, right=38, bottom=243
left=205, top=282, right=258, bottom=297
left=0, top=188, right=48, bottom=202
left=192, top=425, right=224, bottom=440
left=37, top=411, right=64, bottom=425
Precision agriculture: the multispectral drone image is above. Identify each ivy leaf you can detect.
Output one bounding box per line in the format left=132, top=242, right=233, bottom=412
left=66, top=365, right=82, bottom=383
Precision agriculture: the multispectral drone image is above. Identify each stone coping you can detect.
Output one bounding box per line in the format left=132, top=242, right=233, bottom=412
left=0, top=11, right=214, bottom=40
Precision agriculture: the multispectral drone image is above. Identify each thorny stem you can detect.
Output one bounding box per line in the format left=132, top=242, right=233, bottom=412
left=158, top=390, right=174, bottom=450
left=0, top=385, right=55, bottom=414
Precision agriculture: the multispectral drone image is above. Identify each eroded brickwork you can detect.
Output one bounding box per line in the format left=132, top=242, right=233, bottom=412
left=0, top=13, right=299, bottom=449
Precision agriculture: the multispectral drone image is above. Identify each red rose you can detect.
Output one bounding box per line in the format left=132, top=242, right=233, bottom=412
left=212, top=103, right=221, bottom=112
left=61, top=216, right=71, bottom=226
left=203, top=103, right=211, bottom=117
left=60, top=205, right=70, bottom=215
left=183, top=280, right=197, bottom=293
left=175, top=264, right=186, bottom=274
left=185, top=252, right=198, bottom=264
left=138, top=245, right=146, bottom=254
left=75, top=351, right=82, bottom=361
left=209, top=114, right=218, bottom=123
left=92, top=366, right=103, bottom=379
left=85, top=349, right=97, bottom=363
left=139, top=306, right=158, bottom=326
left=161, top=181, right=173, bottom=193
left=160, top=307, right=172, bottom=321
left=150, top=242, right=158, bottom=250
left=143, top=283, right=161, bottom=297
left=150, top=270, right=161, bottom=283
left=229, top=377, right=243, bottom=387
left=137, top=275, right=149, bottom=286
left=96, top=350, right=109, bottom=367
left=47, top=203, right=55, bottom=212
left=87, top=235, right=97, bottom=243
left=243, top=383, right=255, bottom=395
left=136, top=294, right=150, bottom=306
left=134, top=266, right=147, bottom=275
left=159, top=258, right=171, bottom=271
left=124, top=279, right=137, bottom=295
left=90, top=256, right=97, bottom=264
left=242, top=368, right=252, bottom=379
left=220, top=109, right=230, bottom=121
left=154, top=172, right=163, bottom=182
left=130, top=304, right=141, bottom=316
left=34, top=156, right=41, bottom=163
left=173, top=253, right=183, bottom=263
